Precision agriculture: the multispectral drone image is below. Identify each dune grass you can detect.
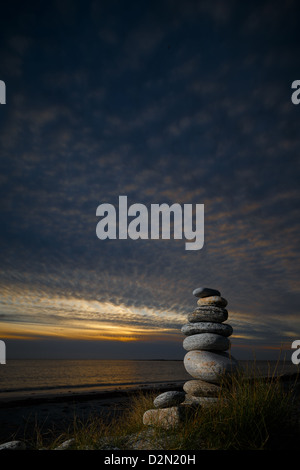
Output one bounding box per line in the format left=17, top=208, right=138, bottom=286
left=30, top=363, right=300, bottom=451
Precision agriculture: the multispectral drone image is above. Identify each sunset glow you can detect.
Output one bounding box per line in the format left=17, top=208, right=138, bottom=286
left=0, top=0, right=299, bottom=360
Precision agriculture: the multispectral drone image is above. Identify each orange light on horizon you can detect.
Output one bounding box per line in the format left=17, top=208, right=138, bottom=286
left=0, top=320, right=182, bottom=343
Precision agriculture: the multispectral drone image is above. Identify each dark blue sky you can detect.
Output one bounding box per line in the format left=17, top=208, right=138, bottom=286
left=0, top=0, right=300, bottom=360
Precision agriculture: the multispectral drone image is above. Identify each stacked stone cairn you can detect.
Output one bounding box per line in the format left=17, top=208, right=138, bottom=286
left=143, top=287, right=238, bottom=429
left=182, top=287, right=238, bottom=406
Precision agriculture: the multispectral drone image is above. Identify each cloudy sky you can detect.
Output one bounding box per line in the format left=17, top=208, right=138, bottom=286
left=0, top=0, right=299, bottom=360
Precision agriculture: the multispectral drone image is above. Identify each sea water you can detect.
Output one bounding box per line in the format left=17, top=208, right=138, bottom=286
left=0, top=359, right=298, bottom=401
left=0, top=359, right=190, bottom=400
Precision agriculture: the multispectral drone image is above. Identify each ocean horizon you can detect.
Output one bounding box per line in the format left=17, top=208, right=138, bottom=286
left=0, top=358, right=299, bottom=402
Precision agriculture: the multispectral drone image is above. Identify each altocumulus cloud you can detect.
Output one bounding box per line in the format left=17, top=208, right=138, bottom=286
left=0, top=0, right=299, bottom=358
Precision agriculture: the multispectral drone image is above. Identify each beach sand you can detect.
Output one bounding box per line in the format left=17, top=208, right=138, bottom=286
left=0, top=382, right=185, bottom=444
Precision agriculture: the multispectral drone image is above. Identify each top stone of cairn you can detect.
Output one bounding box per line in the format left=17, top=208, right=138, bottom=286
left=192, top=287, right=221, bottom=298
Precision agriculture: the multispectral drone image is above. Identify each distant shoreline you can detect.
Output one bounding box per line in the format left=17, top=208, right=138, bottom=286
left=1, top=370, right=299, bottom=408
left=1, top=358, right=185, bottom=368
left=5, top=358, right=184, bottom=362
left=0, top=359, right=299, bottom=406
left=0, top=381, right=186, bottom=408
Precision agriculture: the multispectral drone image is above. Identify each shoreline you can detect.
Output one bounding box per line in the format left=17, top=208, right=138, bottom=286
left=1, top=363, right=299, bottom=407
left=1, top=373, right=299, bottom=445
left=0, top=381, right=185, bottom=444
left=0, top=380, right=186, bottom=407
left=1, top=370, right=299, bottom=408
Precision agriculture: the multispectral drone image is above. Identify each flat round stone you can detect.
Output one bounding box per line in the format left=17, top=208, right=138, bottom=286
left=153, top=391, right=186, bottom=408
left=183, top=379, right=221, bottom=397
left=143, top=406, right=189, bottom=429
left=184, top=350, right=239, bottom=384
left=188, top=307, right=228, bottom=323
left=181, top=322, right=233, bottom=337
left=192, top=287, right=221, bottom=298
left=183, top=333, right=230, bottom=352
left=197, top=296, right=227, bottom=307
left=0, top=441, right=27, bottom=450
